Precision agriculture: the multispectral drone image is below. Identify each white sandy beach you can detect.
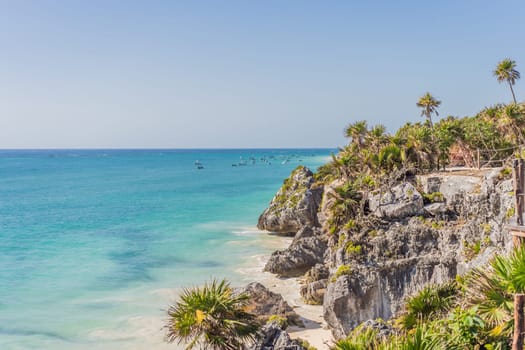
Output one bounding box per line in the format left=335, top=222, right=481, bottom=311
left=238, top=232, right=334, bottom=350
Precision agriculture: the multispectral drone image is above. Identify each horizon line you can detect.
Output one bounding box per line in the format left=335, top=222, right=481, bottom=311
left=0, top=147, right=338, bottom=151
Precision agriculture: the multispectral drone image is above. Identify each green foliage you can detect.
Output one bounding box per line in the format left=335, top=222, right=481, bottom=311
left=431, top=221, right=443, bottom=230
left=417, top=92, right=441, bottom=128
left=345, top=242, right=363, bottom=257
left=422, top=192, right=444, bottom=204
left=398, top=283, right=457, bottom=330
left=333, top=325, right=380, bottom=350
left=273, top=166, right=307, bottom=210
left=296, top=338, right=318, bottom=350
left=337, top=233, right=347, bottom=248
left=344, top=220, right=357, bottom=231
left=331, top=265, right=352, bottom=282
left=480, top=223, right=492, bottom=234
left=462, top=246, right=525, bottom=340
left=494, top=58, right=520, bottom=103
left=499, top=167, right=512, bottom=179
left=334, top=324, right=441, bottom=350
left=506, top=207, right=515, bottom=219
left=165, top=279, right=259, bottom=350
left=268, top=314, right=288, bottom=330
left=444, top=307, right=487, bottom=348
left=463, top=240, right=483, bottom=261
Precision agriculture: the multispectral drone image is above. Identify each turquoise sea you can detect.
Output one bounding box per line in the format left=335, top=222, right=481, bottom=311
left=0, top=149, right=331, bottom=350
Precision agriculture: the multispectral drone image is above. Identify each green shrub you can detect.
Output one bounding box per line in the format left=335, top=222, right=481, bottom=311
left=345, top=242, right=362, bottom=257
left=480, top=223, right=491, bottom=234
left=423, top=192, right=444, bottom=204
left=337, top=233, right=347, bottom=248
left=499, top=167, right=512, bottom=180
left=268, top=314, right=288, bottom=329
left=296, top=338, right=317, bottom=350
left=398, top=283, right=457, bottom=330
left=331, top=265, right=352, bottom=282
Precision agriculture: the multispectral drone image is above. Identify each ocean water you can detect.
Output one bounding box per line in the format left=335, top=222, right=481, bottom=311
left=0, top=149, right=330, bottom=350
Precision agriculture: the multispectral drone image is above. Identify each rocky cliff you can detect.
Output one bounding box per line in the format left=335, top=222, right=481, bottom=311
left=258, top=167, right=515, bottom=339
left=258, top=166, right=323, bottom=234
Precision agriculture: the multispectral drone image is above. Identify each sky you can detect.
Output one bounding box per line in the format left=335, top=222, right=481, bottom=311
left=2, top=0, right=525, bottom=149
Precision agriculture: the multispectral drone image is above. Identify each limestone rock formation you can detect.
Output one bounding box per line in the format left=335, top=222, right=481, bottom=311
left=300, top=263, right=329, bottom=304
left=250, top=322, right=308, bottom=350
left=323, top=169, right=514, bottom=338
left=257, top=166, right=323, bottom=234
left=300, top=279, right=327, bottom=305
left=264, top=227, right=327, bottom=277
left=239, top=282, right=302, bottom=327
left=368, top=182, right=424, bottom=220
left=258, top=165, right=515, bottom=340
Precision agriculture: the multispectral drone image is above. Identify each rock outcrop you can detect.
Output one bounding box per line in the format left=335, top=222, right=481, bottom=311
left=239, top=282, right=302, bottom=327
left=323, top=169, right=514, bottom=338
left=250, top=322, right=308, bottom=350
left=264, top=226, right=327, bottom=277
left=258, top=165, right=515, bottom=340
left=300, top=279, right=327, bottom=305
left=368, top=182, right=424, bottom=220
left=258, top=166, right=323, bottom=234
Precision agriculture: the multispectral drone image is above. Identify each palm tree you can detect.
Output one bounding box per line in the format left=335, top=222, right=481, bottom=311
left=398, top=283, right=457, bottom=330
left=345, top=120, right=368, bottom=149
left=464, top=246, right=525, bottom=338
left=165, top=279, right=259, bottom=350
left=417, top=93, right=441, bottom=128
left=494, top=58, right=520, bottom=103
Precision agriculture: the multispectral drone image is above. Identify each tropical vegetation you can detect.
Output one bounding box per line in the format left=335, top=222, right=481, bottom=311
left=494, top=59, right=521, bottom=103
left=165, top=279, right=259, bottom=350
left=333, top=246, right=525, bottom=349
left=165, top=59, right=524, bottom=350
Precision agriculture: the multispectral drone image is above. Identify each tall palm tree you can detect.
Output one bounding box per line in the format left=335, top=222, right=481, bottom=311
left=165, top=279, right=259, bottom=350
left=494, top=58, right=520, bottom=103
left=417, top=93, right=441, bottom=128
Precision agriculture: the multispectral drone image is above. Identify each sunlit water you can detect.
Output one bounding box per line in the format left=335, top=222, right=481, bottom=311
left=0, top=149, right=331, bottom=349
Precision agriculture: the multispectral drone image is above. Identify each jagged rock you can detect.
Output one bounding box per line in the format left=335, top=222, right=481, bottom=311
left=305, top=263, right=329, bottom=282
left=259, top=163, right=514, bottom=340
left=250, top=322, right=307, bottom=350
left=317, top=179, right=345, bottom=231
left=239, top=282, right=302, bottom=326
left=422, top=176, right=442, bottom=194
left=300, top=279, right=327, bottom=305
left=258, top=166, right=323, bottom=234
left=368, top=182, right=424, bottom=220
left=323, top=170, right=514, bottom=339
left=264, top=227, right=327, bottom=277
left=424, top=202, right=447, bottom=217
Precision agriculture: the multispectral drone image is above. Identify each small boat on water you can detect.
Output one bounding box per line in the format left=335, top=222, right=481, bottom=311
left=194, top=160, right=204, bottom=169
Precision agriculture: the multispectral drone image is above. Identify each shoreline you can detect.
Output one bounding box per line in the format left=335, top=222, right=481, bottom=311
left=237, top=231, right=333, bottom=350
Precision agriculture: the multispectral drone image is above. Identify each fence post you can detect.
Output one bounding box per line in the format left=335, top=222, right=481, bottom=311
left=477, top=149, right=481, bottom=169
left=513, top=294, right=525, bottom=350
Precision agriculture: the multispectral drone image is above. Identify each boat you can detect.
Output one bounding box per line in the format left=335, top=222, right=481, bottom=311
left=194, top=160, right=204, bottom=169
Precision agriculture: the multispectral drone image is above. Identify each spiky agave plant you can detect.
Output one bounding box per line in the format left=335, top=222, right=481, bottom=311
left=165, top=279, right=259, bottom=350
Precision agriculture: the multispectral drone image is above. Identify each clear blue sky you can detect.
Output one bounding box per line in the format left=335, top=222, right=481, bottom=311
left=2, top=0, right=525, bottom=148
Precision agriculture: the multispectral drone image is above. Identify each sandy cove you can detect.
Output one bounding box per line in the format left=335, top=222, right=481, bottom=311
left=238, top=233, right=334, bottom=350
